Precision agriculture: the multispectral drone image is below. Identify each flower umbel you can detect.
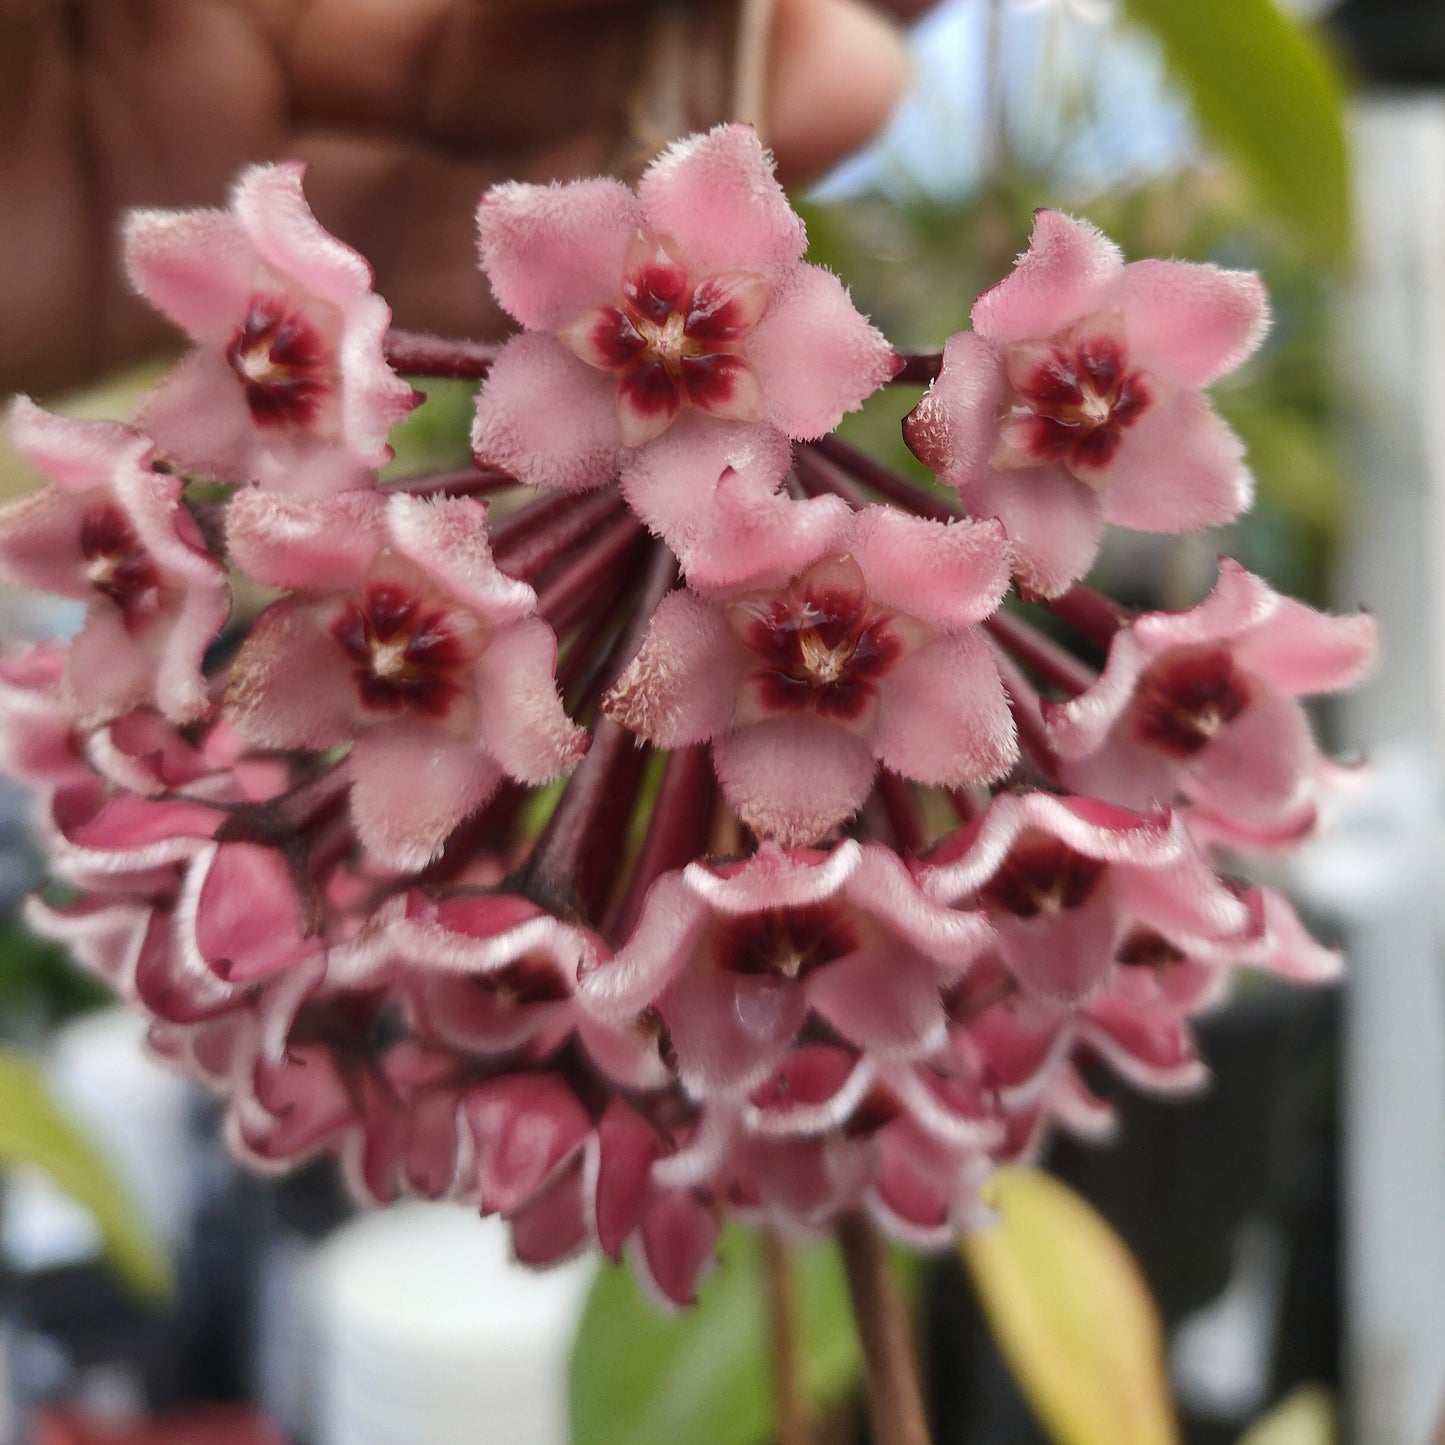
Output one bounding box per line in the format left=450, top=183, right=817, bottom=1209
left=0, top=131, right=1372, bottom=1315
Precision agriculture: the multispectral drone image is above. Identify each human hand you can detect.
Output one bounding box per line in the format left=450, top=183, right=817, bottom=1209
left=0, top=0, right=934, bottom=395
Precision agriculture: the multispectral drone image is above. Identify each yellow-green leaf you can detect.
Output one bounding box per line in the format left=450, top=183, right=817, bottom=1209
left=0, top=1049, right=174, bottom=1300
left=960, top=1166, right=1180, bottom=1445
left=1238, top=1385, right=1337, bottom=1445
left=1122, top=0, right=1350, bottom=261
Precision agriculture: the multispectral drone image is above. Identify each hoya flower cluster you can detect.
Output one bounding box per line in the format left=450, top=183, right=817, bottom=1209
left=0, top=127, right=1373, bottom=1306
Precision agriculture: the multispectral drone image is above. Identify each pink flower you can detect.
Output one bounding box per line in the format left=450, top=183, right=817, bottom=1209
left=919, top=791, right=1252, bottom=1002
left=124, top=163, right=418, bottom=492
left=471, top=124, right=899, bottom=553
left=904, top=210, right=1268, bottom=596
left=582, top=840, right=992, bottom=1099
left=603, top=507, right=1015, bottom=844
left=0, top=402, right=230, bottom=724
left=1043, top=559, right=1377, bottom=834
left=224, top=489, right=587, bottom=870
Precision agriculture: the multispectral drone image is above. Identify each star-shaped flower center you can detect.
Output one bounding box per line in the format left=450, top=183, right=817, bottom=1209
left=725, top=555, right=930, bottom=729
left=559, top=231, right=770, bottom=447
left=713, top=903, right=859, bottom=981
left=1131, top=645, right=1251, bottom=758
left=330, top=559, right=488, bottom=723
left=979, top=832, right=1107, bottom=919
left=79, top=503, right=164, bottom=628
left=225, top=295, right=337, bottom=430
left=994, top=313, right=1152, bottom=473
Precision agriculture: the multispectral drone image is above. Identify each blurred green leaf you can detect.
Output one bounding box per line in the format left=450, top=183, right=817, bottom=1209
left=0, top=1048, right=173, bottom=1299
left=570, top=1224, right=914, bottom=1445
left=1238, top=1385, right=1337, bottom=1445
left=961, top=1167, right=1180, bottom=1445
left=1122, top=0, right=1350, bottom=260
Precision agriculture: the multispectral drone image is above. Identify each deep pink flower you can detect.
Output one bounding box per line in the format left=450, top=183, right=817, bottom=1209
left=582, top=840, right=992, bottom=1099
left=124, top=163, right=418, bottom=492
left=603, top=507, right=1015, bottom=843
left=904, top=210, right=1268, bottom=595
left=919, top=792, right=1252, bottom=1002
left=0, top=643, right=91, bottom=800
left=471, top=124, right=898, bottom=554
left=224, top=489, right=587, bottom=870
left=1044, top=560, right=1377, bottom=834
left=0, top=402, right=230, bottom=724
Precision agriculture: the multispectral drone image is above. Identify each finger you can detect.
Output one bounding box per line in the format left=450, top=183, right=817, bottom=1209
left=766, top=0, right=913, bottom=184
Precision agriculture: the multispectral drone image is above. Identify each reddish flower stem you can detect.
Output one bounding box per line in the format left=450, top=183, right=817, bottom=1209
left=889, top=353, right=944, bottom=386
left=1046, top=583, right=1131, bottom=645
left=988, top=642, right=1064, bottom=783
left=383, top=329, right=499, bottom=380
left=390, top=464, right=518, bottom=498
left=603, top=743, right=715, bottom=939
left=807, top=437, right=958, bottom=523
left=836, top=1212, right=932, bottom=1445
left=877, top=773, right=926, bottom=856
left=763, top=1229, right=814, bottom=1445
left=792, top=445, right=869, bottom=510
left=526, top=546, right=677, bottom=919
left=536, top=516, right=650, bottom=637
left=984, top=611, right=1096, bottom=697
left=494, top=488, right=628, bottom=583
left=557, top=605, right=629, bottom=714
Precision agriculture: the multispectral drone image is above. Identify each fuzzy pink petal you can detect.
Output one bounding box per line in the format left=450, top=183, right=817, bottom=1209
left=972, top=210, right=1124, bottom=346
left=1078, top=1001, right=1207, bottom=1093
left=876, top=635, right=1017, bottom=788
left=66, top=611, right=156, bottom=723
left=748, top=266, right=898, bottom=439
left=852, top=508, right=1010, bottom=631
left=583, top=868, right=712, bottom=1016
left=1240, top=887, right=1341, bottom=983
left=188, top=841, right=317, bottom=982
left=122, top=209, right=257, bottom=345
left=593, top=1100, right=663, bottom=1258
left=1111, top=828, right=1252, bottom=941
left=0, top=486, right=91, bottom=599
left=1185, top=689, right=1314, bottom=823
left=959, top=467, right=1104, bottom=599
left=903, top=332, right=1008, bottom=482
left=637, top=124, right=806, bottom=278
left=232, top=161, right=372, bottom=305
left=138, top=350, right=259, bottom=482
left=471, top=334, right=621, bottom=492
left=674, top=451, right=853, bottom=595
left=847, top=845, right=993, bottom=968
left=808, top=948, right=948, bottom=1058
left=471, top=618, right=587, bottom=784
left=686, top=840, right=863, bottom=914
left=995, top=886, right=1121, bottom=1002
left=1056, top=733, right=1183, bottom=813
left=1093, top=391, right=1251, bottom=532
left=153, top=589, right=229, bottom=724
left=604, top=590, right=744, bottom=748
left=338, top=292, right=422, bottom=460
left=662, top=959, right=807, bottom=1096
left=1113, top=260, right=1270, bottom=389
left=384, top=493, right=536, bottom=624
left=349, top=720, right=502, bottom=871
left=225, top=488, right=384, bottom=591
left=923, top=792, right=1177, bottom=904
left=8, top=400, right=148, bottom=493
left=616, top=414, right=799, bottom=568
left=1233, top=599, right=1378, bottom=697
left=714, top=717, right=877, bottom=845
left=226, top=598, right=356, bottom=750
left=477, top=176, right=642, bottom=331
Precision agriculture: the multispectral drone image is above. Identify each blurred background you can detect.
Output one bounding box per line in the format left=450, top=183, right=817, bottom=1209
left=0, top=0, right=1441, bottom=1442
